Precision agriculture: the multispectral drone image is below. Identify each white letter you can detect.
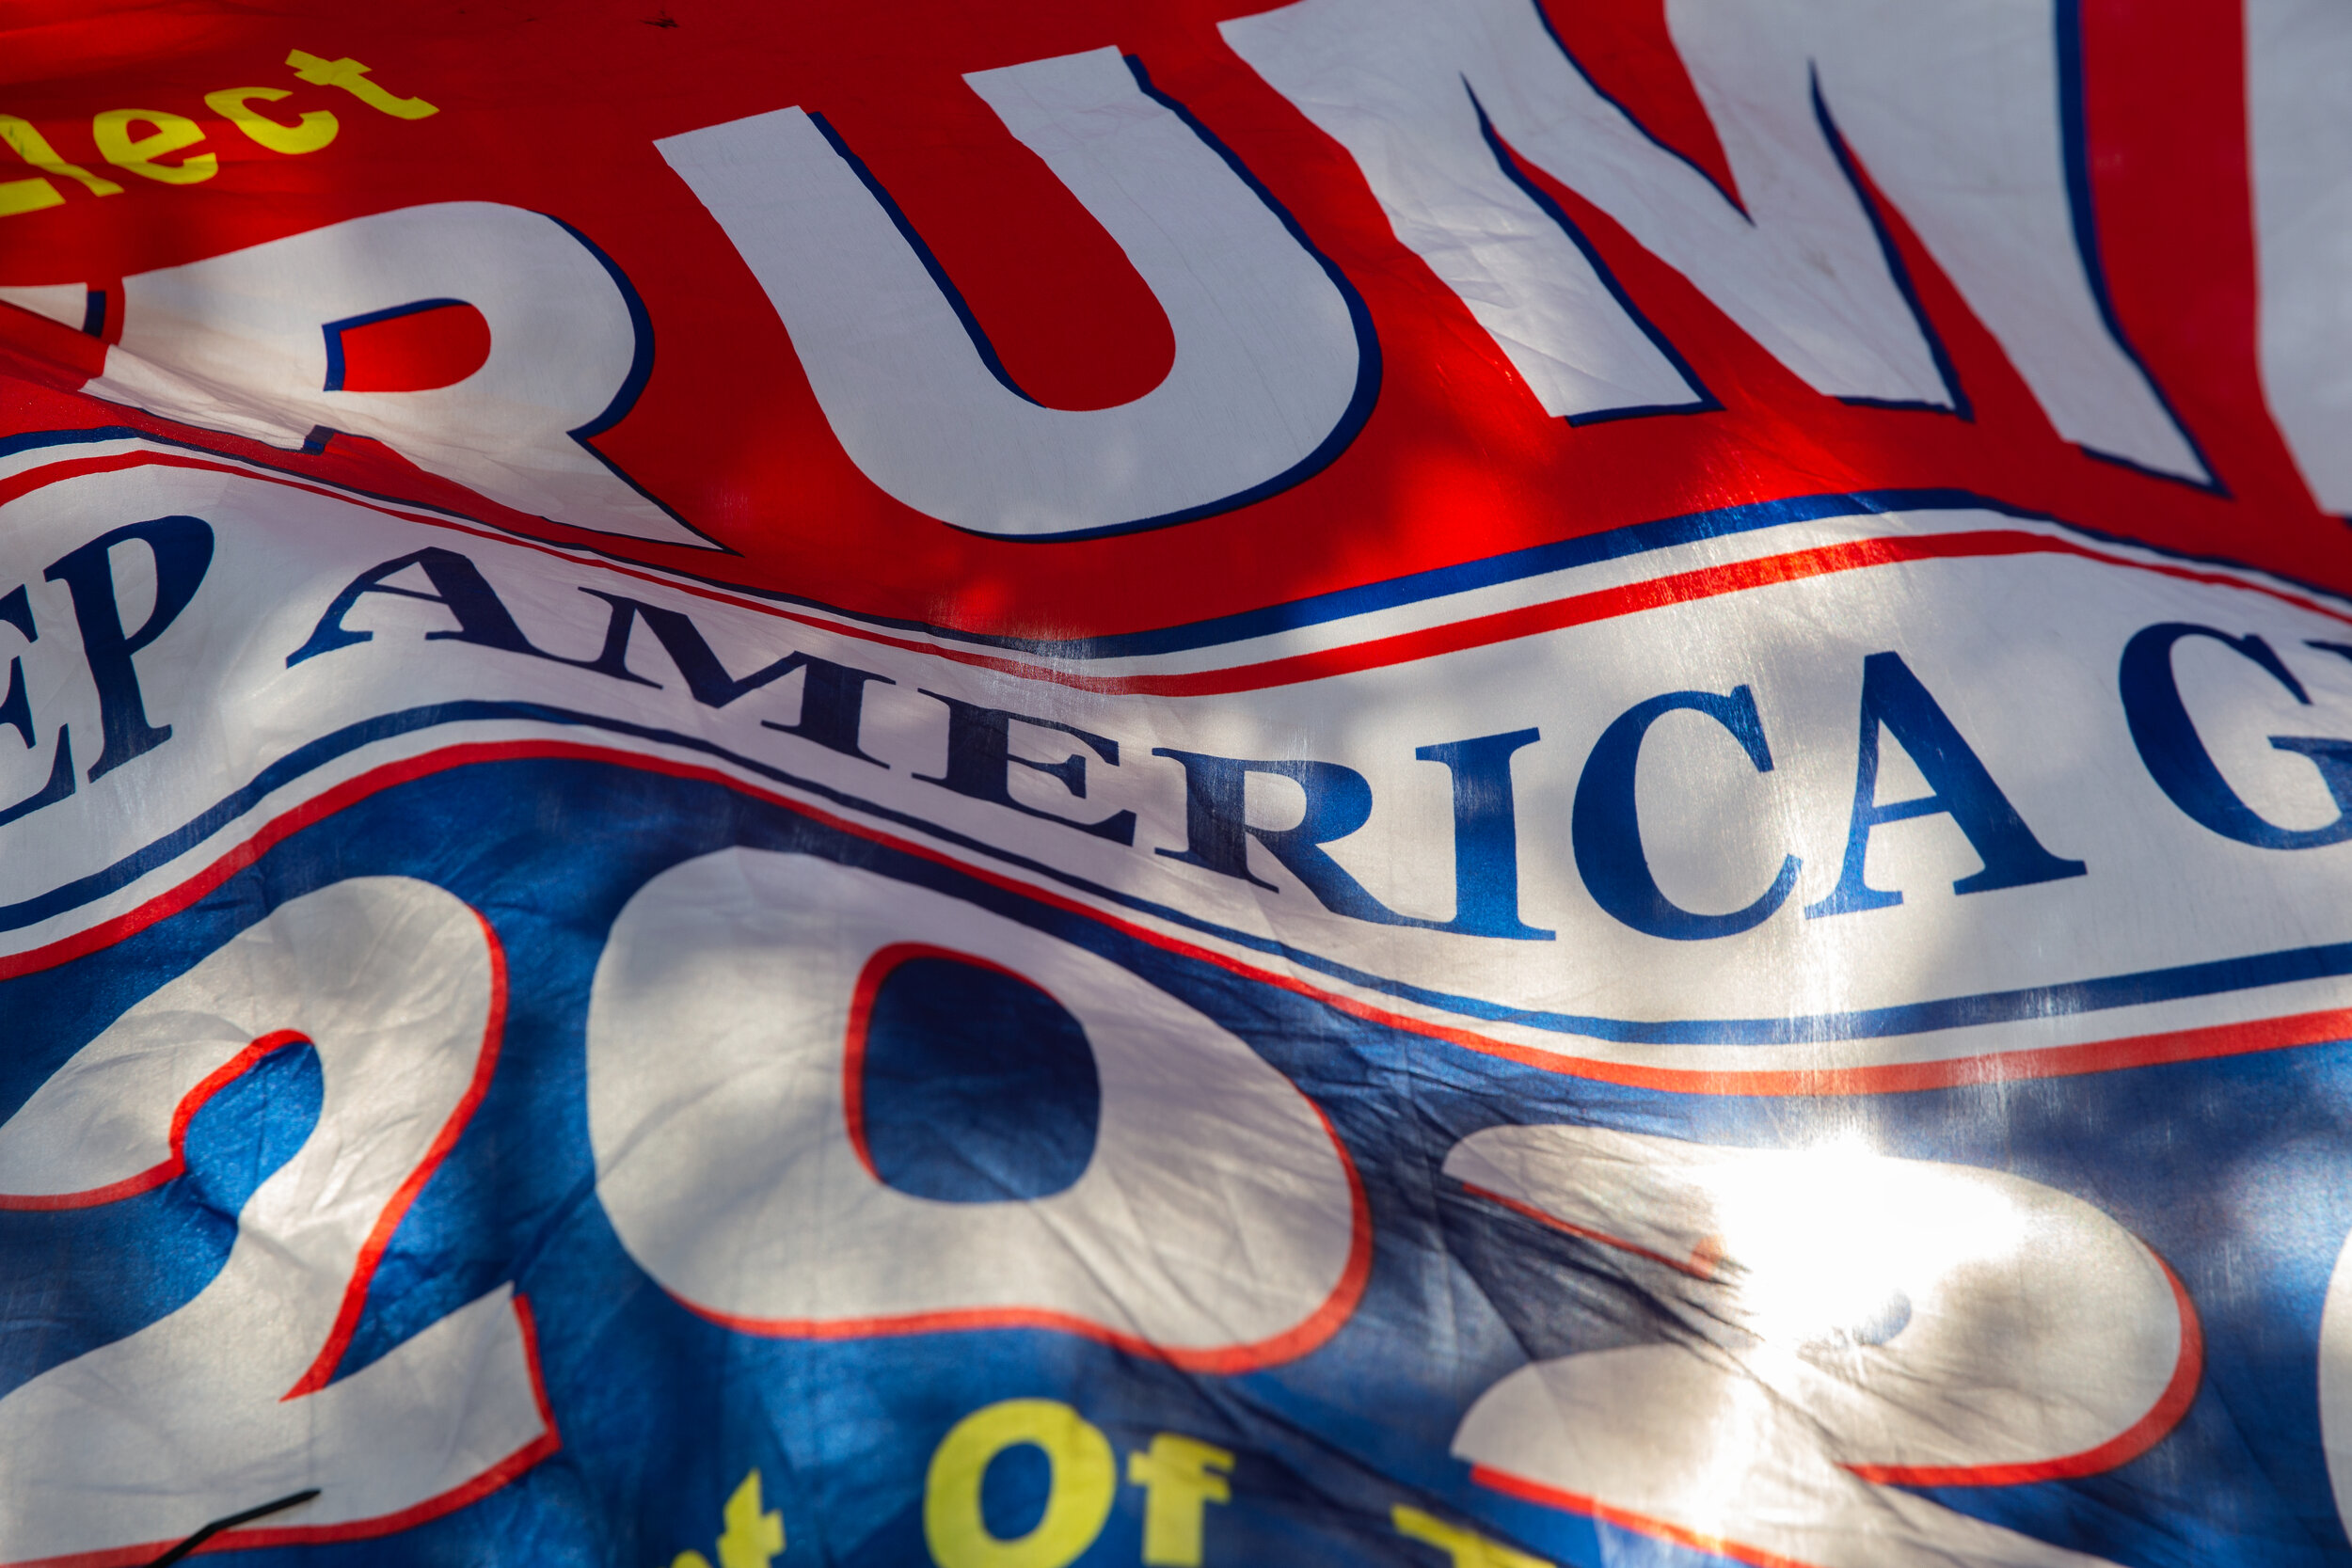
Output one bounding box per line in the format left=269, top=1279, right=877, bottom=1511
left=2249, top=0, right=2352, bottom=513
left=1224, top=0, right=2206, bottom=479
left=41, top=201, right=706, bottom=547
left=657, top=47, right=1371, bottom=538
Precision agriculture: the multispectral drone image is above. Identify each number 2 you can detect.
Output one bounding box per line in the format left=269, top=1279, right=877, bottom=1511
left=0, top=877, right=552, bottom=1563
left=1446, top=1125, right=2199, bottom=1568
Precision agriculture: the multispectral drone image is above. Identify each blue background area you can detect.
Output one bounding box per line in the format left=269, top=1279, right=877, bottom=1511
left=861, top=954, right=1101, bottom=1203
left=3, top=754, right=2350, bottom=1567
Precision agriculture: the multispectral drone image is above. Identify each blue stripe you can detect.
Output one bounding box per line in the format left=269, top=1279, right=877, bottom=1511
left=15, top=705, right=2349, bottom=1050
left=5, top=427, right=2343, bottom=664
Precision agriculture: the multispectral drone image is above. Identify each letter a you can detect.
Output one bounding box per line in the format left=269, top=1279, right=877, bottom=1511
left=1806, top=651, right=2085, bottom=917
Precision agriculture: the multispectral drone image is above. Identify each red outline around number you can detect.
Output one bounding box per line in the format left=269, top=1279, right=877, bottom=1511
left=0, top=1028, right=310, bottom=1212
left=209, top=1297, right=561, bottom=1560
left=675, top=1088, right=1374, bottom=1375
left=1844, top=1252, right=2205, bottom=1487
left=285, top=906, right=510, bottom=1399
left=1455, top=1182, right=2207, bottom=1489
left=841, top=942, right=1050, bottom=1181
left=1466, top=1256, right=2206, bottom=1567
left=0, top=906, right=557, bottom=1568
left=759, top=940, right=1375, bottom=1370
left=668, top=1123, right=1372, bottom=1372
left=12, top=1295, right=559, bottom=1568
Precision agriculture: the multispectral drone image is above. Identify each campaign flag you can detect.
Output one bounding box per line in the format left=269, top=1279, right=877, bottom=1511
left=1, top=2, right=2350, bottom=1563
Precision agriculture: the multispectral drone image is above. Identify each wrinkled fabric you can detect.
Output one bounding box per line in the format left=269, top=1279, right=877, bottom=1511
left=0, top=3, right=2349, bottom=1565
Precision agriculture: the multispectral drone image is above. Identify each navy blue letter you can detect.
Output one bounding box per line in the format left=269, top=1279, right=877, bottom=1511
left=2121, top=623, right=2352, bottom=849
left=1572, top=686, right=1799, bottom=941
left=44, top=515, right=215, bottom=783
left=1416, top=728, right=1552, bottom=940
left=1806, top=651, right=2085, bottom=917
left=0, top=582, right=74, bottom=828
left=0, top=585, right=35, bottom=752
left=1154, top=748, right=1418, bottom=925
left=286, top=546, right=550, bottom=667
left=580, top=591, right=895, bottom=764
left=919, top=693, right=1135, bottom=843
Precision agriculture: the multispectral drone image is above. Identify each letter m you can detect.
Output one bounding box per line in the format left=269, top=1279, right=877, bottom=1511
left=1223, top=0, right=2203, bottom=480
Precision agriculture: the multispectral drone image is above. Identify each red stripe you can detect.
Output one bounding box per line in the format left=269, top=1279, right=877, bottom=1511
left=1436, top=1006, right=2352, bottom=1098
left=1109, top=533, right=2063, bottom=695
left=20, top=453, right=2352, bottom=698
left=6, top=737, right=2346, bottom=1102
left=1454, top=1203, right=2204, bottom=1488
left=1080, top=528, right=2352, bottom=696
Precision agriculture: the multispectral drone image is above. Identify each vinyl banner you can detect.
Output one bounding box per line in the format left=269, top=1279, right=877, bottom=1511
left=1, top=4, right=2350, bottom=1566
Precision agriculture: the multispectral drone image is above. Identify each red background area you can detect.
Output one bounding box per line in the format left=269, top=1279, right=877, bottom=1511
left=0, top=0, right=2340, bottom=641
left=334, top=301, right=492, bottom=394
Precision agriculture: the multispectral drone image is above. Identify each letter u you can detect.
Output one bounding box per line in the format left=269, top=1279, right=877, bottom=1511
left=658, top=46, right=1375, bottom=539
